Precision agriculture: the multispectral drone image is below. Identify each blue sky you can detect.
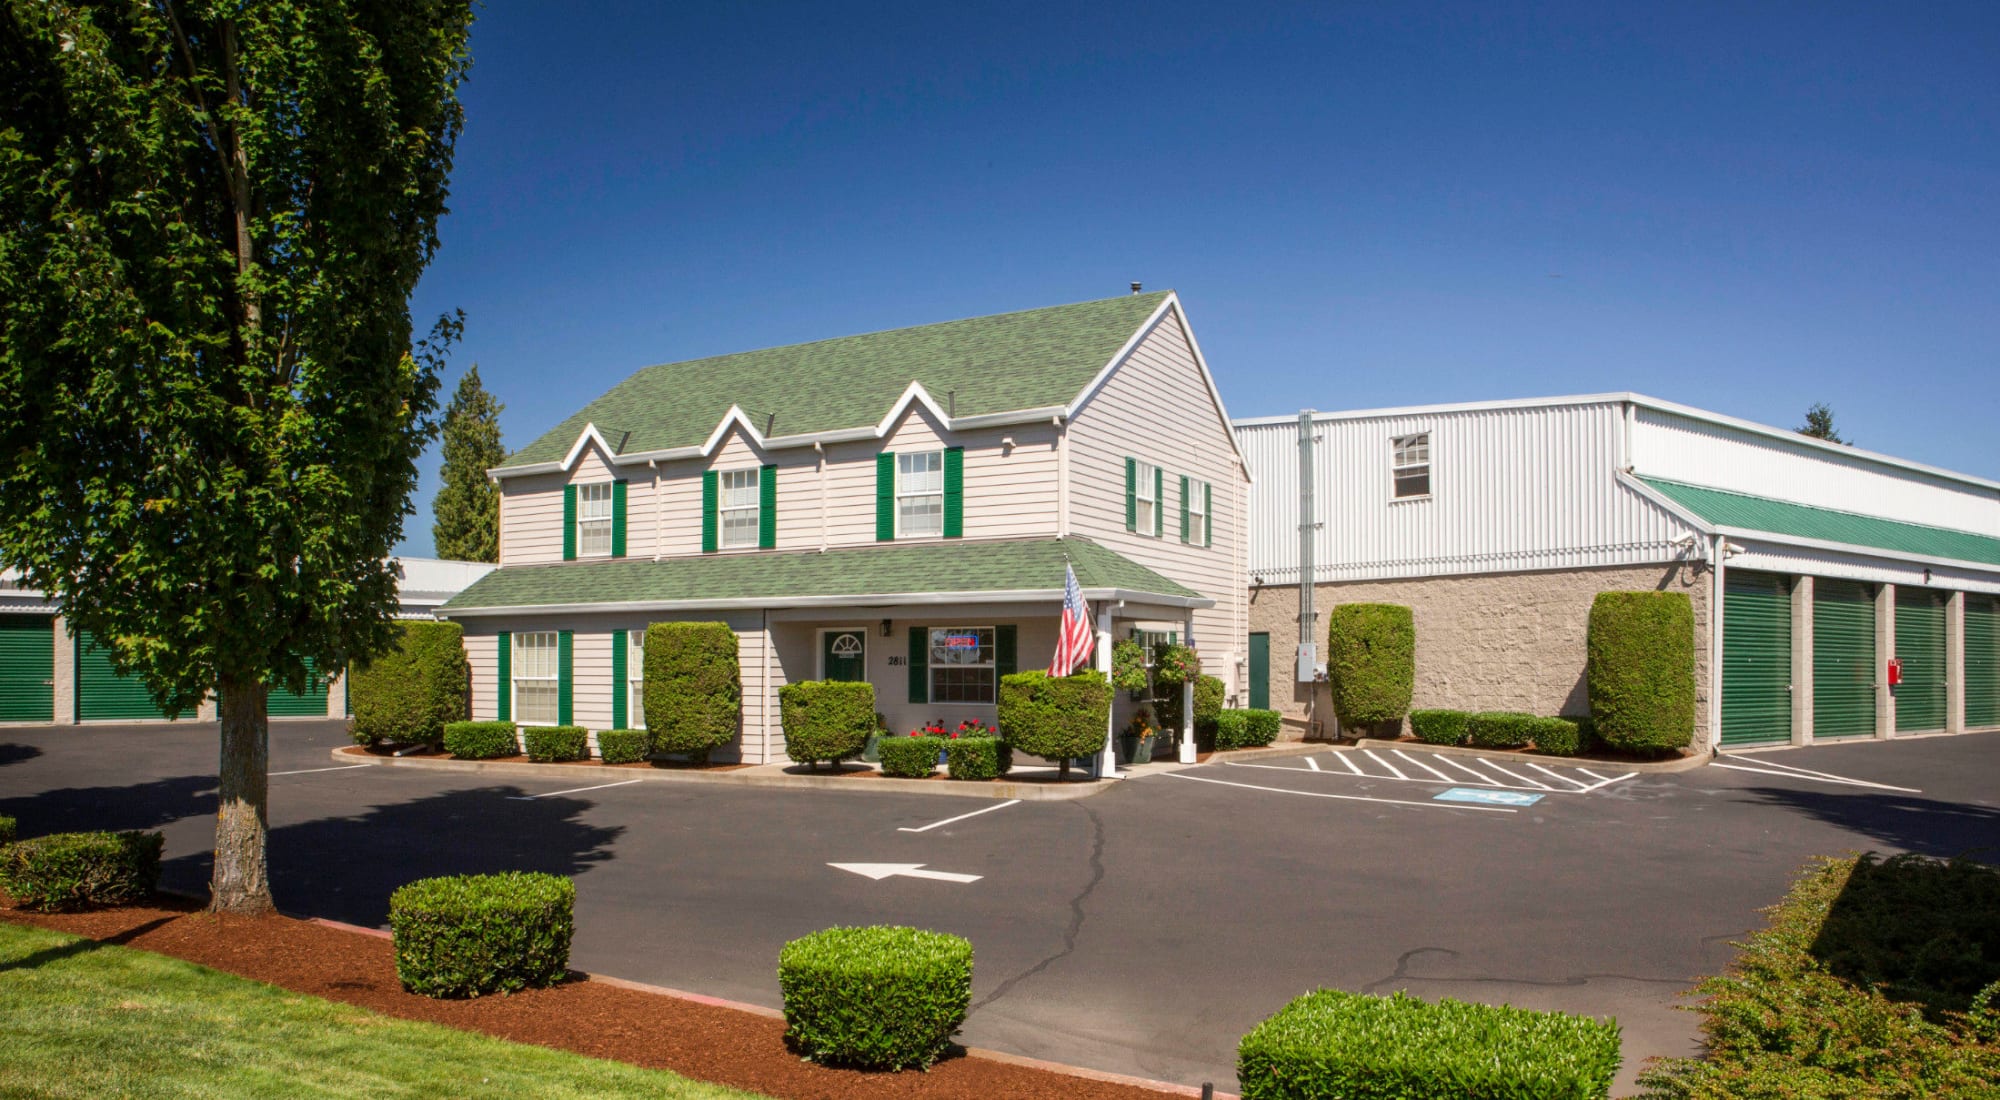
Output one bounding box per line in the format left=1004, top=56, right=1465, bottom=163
left=401, top=2, right=2000, bottom=556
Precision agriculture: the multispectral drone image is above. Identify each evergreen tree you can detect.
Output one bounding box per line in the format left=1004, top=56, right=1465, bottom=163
left=1798, top=402, right=1849, bottom=445
left=433, top=365, right=505, bottom=562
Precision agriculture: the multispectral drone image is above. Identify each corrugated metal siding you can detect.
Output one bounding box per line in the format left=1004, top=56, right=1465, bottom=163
left=1967, top=595, right=1999, bottom=729
left=1893, top=589, right=1946, bottom=733
left=1727, top=542, right=2000, bottom=595
left=1812, top=580, right=1876, bottom=739
left=1722, top=572, right=1791, bottom=745
left=75, top=633, right=180, bottom=721
left=0, top=614, right=54, bottom=722
left=1238, top=401, right=1694, bottom=583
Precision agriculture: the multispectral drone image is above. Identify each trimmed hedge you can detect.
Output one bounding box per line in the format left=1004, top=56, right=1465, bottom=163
left=596, top=728, right=649, bottom=765
left=0, top=814, right=13, bottom=846
left=1587, top=591, right=1697, bottom=754
left=522, top=726, right=588, bottom=763
left=779, top=925, right=973, bottom=1071
left=389, top=872, right=575, bottom=999
left=1159, top=672, right=1225, bottom=737
left=443, top=720, right=518, bottom=760
left=1468, top=712, right=1538, bottom=749
left=998, top=670, right=1111, bottom=780
left=348, top=621, right=470, bottom=748
left=1326, top=603, right=1415, bottom=730
left=644, top=622, right=741, bottom=762
left=1409, top=709, right=1470, bottom=746
left=1530, top=717, right=1585, bottom=756
left=780, top=680, right=875, bottom=767
left=1215, top=708, right=1283, bottom=750
left=945, top=737, right=1004, bottom=780
left=1238, top=988, right=1621, bottom=1099
left=0, top=830, right=163, bottom=912
left=879, top=735, right=943, bottom=778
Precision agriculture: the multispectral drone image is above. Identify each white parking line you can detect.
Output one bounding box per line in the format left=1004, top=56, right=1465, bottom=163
left=1734, top=755, right=1922, bottom=790
left=1528, top=762, right=1593, bottom=790
left=1229, top=750, right=1625, bottom=796
left=1162, top=770, right=1518, bottom=813
left=1393, top=750, right=1454, bottom=783
left=1305, top=756, right=1322, bottom=772
left=506, top=779, right=643, bottom=801
left=1709, top=761, right=1920, bottom=794
left=898, top=799, right=1021, bottom=833
left=1333, top=751, right=1365, bottom=776
left=1475, top=759, right=1555, bottom=790
left=1437, top=755, right=1504, bottom=786
left=1363, top=750, right=1409, bottom=780
left=270, top=764, right=370, bottom=777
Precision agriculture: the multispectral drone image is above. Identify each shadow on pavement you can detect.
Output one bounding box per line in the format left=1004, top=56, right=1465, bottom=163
left=0, top=744, right=42, bottom=768
left=0, top=774, right=217, bottom=836
left=1744, top=785, right=2000, bottom=863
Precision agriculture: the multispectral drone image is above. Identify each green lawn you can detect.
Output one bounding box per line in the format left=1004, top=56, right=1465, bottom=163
left=0, top=921, right=766, bottom=1099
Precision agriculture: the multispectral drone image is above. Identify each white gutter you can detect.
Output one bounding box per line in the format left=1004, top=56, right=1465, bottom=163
left=439, top=586, right=1214, bottom=619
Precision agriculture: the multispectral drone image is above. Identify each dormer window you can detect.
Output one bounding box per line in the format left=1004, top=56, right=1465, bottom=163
left=576, top=483, right=614, bottom=556
left=897, top=450, right=944, bottom=537
left=718, top=469, right=760, bottom=549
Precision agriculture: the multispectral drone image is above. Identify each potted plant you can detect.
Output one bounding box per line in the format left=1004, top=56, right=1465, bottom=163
left=1118, top=707, right=1159, bottom=765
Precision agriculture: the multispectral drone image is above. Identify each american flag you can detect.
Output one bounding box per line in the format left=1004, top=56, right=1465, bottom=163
left=1049, top=563, right=1094, bottom=676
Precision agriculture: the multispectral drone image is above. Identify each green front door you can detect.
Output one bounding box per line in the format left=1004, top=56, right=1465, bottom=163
left=1248, top=632, right=1270, bottom=711
left=0, top=615, right=55, bottom=722
left=1967, top=595, right=2000, bottom=729
left=1722, top=572, right=1791, bottom=746
left=1894, top=588, right=1946, bottom=733
left=1813, top=580, right=1876, bottom=739
left=822, top=630, right=866, bottom=682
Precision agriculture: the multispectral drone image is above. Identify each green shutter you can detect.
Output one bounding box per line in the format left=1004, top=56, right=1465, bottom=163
left=1721, top=572, right=1792, bottom=746
left=1124, top=457, right=1137, bottom=531
left=611, top=629, right=628, bottom=729
left=1967, top=595, right=1999, bottom=728
left=1813, top=580, right=1876, bottom=739
left=943, top=447, right=964, bottom=538
left=877, top=452, right=896, bottom=542
left=1894, top=589, right=1946, bottom=733
left=1204, top=482, right=1213, bottom=547
left=562, top=485, right=577, bottom=561
left=611, top=480, right=628, bottom=558
left=907, top=626, right=928, bottom=704
left=759, top=465, right=777, bottom=549
left=701, top=470, right=719, bottom=554
left=496, top=633, right=511, bottom=721
left=1153, top=466, right=1163, bottom=537
left=995, top=624, right=1016, bottom=680
left=558, top=630, right=574, bottom=726
left=1179, top=475, right=1190, bottom=543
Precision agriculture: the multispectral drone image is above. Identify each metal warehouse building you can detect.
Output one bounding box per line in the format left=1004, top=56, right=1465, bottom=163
left=1238, top=394, right=2000, bottom=752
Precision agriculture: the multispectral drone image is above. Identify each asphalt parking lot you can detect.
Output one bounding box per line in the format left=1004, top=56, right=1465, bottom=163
left=2, top=721, right=1996, bottom=1096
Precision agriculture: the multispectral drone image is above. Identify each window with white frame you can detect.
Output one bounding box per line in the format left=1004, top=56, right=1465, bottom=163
left=1391, top=433, right=1431, bottom=499
left=513, top=632, right=559, bottom=726
left=577, top=483, right=613, bottom=556
left=1135, top=460, right=1160, bottom=535
left=897, top=451, right=944, bottom=537
left=718, top=468, right=760, bottom=548
left=1188, top=478, right=1209, bottom=545
left=627, top=630, right=645, bottom=729
left=929, top=626, right=995, bottom=703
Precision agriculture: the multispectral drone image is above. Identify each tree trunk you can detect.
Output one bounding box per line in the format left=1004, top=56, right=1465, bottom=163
left=212, top=674, right=274, bottom=914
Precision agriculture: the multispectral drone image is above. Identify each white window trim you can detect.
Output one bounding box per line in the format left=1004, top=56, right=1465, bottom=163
left=1391, top=432, right=1432, bottom=502
left=1135, top=460, right=1160, bottom=538
left=627, top=631, right=645, bottom=730
left=511, top=631, right=559, bottom=727
left=576, top=482, right=614, bottom=557
left=717, top=467, right=761, bottom=549
left=927, top=625, right=996, bottom=705
left=896, top=450, right=945, bottom=539
left=1188, top=478, right=1209, bottom=545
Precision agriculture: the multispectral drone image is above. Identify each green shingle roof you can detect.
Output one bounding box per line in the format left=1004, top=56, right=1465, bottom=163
left=1641, top=477, right=2000, bottom=568
left=440, top=537, right=1206, bottom=612
left=500, top=292, right=1173, bottom=470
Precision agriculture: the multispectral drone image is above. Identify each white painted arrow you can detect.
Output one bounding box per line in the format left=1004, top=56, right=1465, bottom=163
left=828, top=862, right=982, bottom=884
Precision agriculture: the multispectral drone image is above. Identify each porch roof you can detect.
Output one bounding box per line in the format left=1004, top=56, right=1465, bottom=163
left=439, top=536, right=1208, bottom=616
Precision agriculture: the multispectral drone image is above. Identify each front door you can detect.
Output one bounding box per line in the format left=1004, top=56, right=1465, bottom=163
left=823, top=629, right=867, bottom=682
left=1248, top=632, right=1270, bottom=710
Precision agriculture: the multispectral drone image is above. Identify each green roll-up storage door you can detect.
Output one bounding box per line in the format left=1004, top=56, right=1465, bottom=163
left=267, top=658, right=329, bottom=718
left=76, top=632, right=181, bottom=721
left=1967, top=595, right=2000, bottom=729
left=1722, top=572, right=1791, bottom=746
left=1813, top=580, right=1876, bottom=739
left=1893, top=588, right=1946, bottom=733
left=0, top=615, right=55, bottom=722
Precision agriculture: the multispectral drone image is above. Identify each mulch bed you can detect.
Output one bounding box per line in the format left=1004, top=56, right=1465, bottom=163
left=0, top=895, right=1176, bottom=1100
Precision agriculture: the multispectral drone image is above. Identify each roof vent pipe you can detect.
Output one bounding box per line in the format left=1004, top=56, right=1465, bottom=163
left=1131, top=282, right=1142, bottom=294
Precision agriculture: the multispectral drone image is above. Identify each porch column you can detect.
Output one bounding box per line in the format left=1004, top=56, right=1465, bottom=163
left=1094, top=609, right=1117, bottom=779
left=1181, top=609, right=1197, bottom=763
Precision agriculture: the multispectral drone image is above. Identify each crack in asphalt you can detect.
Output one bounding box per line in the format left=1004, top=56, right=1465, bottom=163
left=1363, top=946, right=1693, bottom=993
left=967, top=803, right=1105, bottom=1017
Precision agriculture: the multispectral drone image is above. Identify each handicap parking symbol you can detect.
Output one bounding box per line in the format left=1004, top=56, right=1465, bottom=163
left=1434, top=787, right=1544, bottom=807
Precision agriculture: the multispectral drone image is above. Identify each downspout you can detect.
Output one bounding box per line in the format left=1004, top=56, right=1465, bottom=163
left=814, top=441, right=828, bottom=552
left=650, top=460, right=662, bottom=560
left=1055, top=414, right=1070, bottom=538
left=1710, top=533, right=1726, bottom=756
left=1297, top=410, right=1318, bottom=736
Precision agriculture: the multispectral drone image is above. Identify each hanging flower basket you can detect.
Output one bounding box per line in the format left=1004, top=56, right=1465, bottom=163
left=1151, top=643, right=1200, bottom=687
left=1110, top=638, right=1149, bottom=694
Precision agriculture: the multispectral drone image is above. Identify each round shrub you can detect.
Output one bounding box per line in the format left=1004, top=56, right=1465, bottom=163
left=1326, top=604, right=1415, bottom=731
left=1530, top=717, right=1585, bottom=756
left=596, top=728, right=649, bottom=765
left=1467, top=712, right=1538, bottom=749
left=1162, top=673, right=1226, bottom=738
left=522, top=725, right=588, bottom=762
left=780, top=680, right=875, bottom=767
left=1246, top=708, right=1283, bottom=744
left=1409, top=709, right=1470, bottom=746
left=389, top=872, right=575, bottom=998
left=879, top=735, right=943, bottom=778
left=0, top=830, right=163, bottom=912
left=945, top=737, right=1003, bottom=780
left=644, top=622, right=741, bottom=762
left=779, top=925, right=972, bottom=1071
left=348, top=621, right=470, bottom=748
left=443, top=720, right=518, bottom=759
left=1214, top=709, right=1250, bottom=749
left=1588, top=591, right=1697, bottom=754
left=998, top=670, right=1111, bottom=780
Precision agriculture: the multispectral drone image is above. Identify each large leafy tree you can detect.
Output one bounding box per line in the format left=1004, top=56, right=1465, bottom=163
left=0, top=1, right=474, bottom=913
left=432, top=364, right=503, bottom=562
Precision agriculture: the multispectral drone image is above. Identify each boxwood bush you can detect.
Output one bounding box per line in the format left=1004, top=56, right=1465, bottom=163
left=1159, top=672, right=1226, bottom=738
left=998, top=670, right=1111, bottom=780
left=644, top=622, right=741, bottom=762
left=1214, top=708, right=1283, bottom=749
left=596, top=728, right=649, bottom=765
left=1468, top=712, right=1538, bottom=749
left=780, top=680, right=875, bottom=768
left=1238, top=988, right=1621, bottom=1100
left=0, top=814, right=14, bottom=846
left=945, top=737, right=1004, bottom=780
left=1409, top=709, right=1470, bottom=746
left=1588, top=591, right=1697, bottom=754
left=348, top=621, right=470, bottom=749
left=443, top=720, right=519, bottom=759
left=879, top=735, right=943, bottom=778
left=389, top=872, right=575, bottom=999
left=0, top=830, right=163, bottom=912
left=778, top=925, right=973, bottom=1071
left=1530, top=717, right=1585, bottom=756
left=522, top=725, right=588, bottom=763
left=1326, top=603, right=1415, bottom=732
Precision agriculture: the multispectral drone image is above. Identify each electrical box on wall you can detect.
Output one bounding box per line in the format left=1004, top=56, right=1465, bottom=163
left=1296, top=642, right=1317, bottom=683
